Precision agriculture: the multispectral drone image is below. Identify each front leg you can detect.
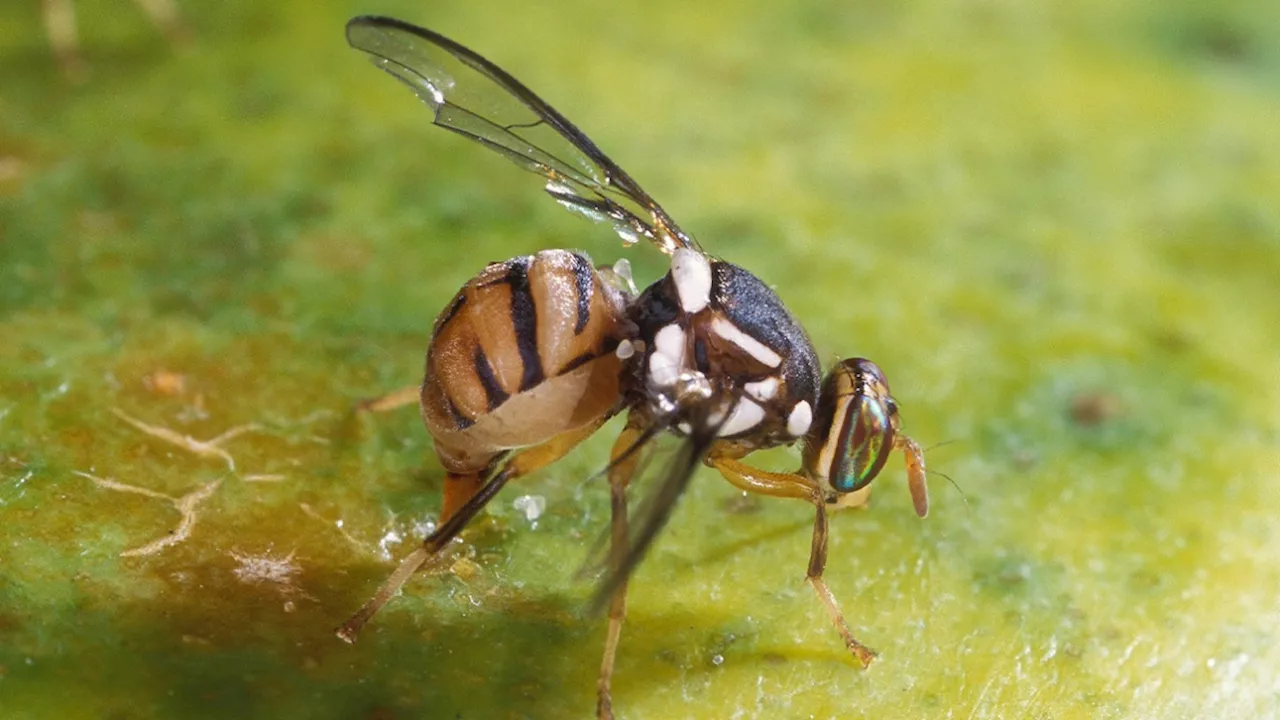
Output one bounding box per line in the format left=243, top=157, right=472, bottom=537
left=804, top=503, right=877, bottom=667
left=707, top=456, right=815, bottom=501
left=708, top=455, right=877, bottom=667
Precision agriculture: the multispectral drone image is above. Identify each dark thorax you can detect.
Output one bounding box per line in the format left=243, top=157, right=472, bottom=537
left=628, top=248, right=822, bottom=456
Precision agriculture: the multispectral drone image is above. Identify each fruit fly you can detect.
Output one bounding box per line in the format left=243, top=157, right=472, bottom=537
left=338, top=15, right=930, bottom=719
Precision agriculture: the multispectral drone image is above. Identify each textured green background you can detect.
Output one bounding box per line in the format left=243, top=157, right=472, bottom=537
left=2, top=0, right=1278, bottom=718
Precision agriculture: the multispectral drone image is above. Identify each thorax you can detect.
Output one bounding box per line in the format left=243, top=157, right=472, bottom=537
left=627, top=250, right=821, bottom=455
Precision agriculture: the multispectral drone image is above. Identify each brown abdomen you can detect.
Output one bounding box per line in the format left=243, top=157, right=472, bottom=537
left=421, top=249, right=634, bottom=471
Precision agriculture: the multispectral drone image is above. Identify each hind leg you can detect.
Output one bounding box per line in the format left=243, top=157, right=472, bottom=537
left=337, top=416, right=609, bottom=643
left=355, top=385, right=420, bottom=413
left=440, top=468, right=494, bottom=524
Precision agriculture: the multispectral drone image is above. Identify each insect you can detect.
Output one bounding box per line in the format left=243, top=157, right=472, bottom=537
left=338, top=15, right=930, bottom=719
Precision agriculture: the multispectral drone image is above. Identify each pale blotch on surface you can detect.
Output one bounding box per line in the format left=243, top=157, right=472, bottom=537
left=230, top=548, right=315, bottom=601
left=377, top=527, right=404, bottom=561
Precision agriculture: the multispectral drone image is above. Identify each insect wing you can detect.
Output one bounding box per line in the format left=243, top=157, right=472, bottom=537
left=584, top=392, right=734, bottom=614
left=346, top=16, right=698, bottom=255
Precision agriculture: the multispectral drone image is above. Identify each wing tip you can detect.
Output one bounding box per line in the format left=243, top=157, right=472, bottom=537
left=345, top=15, right=421, bottom=49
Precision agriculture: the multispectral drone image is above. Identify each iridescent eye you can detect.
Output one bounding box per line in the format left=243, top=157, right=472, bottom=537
left=802, top=358, right=899, bottom=494
left=832, top=389, right=895, bottom=493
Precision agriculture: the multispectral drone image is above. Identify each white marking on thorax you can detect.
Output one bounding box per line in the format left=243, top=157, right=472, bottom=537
left=671, top=248, right=712, bottom=314
left=616, top=339, right=636, bottom=360
left=717, top=398, right=766, bottom=437
left=745, top=377, right=780, bottom=402
left=787, top=400, right=813, bottom=437
left=709, top=317, right=783, bottom=368
left=648, top=324, right=687, bottom=387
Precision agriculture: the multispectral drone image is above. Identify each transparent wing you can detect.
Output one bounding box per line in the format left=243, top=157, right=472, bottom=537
left=582, top=390, right=736, bottom=613
left=346, top=15, right=699, bottom=255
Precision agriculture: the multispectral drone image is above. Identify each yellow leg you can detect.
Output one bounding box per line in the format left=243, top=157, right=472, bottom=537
left=708, top=456, right=819, bottom=501
left=707, top=455, right=877, bottom=667
left=355, top=384, right=420, bottom=413
left=337, top=417, right=607, bottom=644
left=597, top=416, right=645, bottom=720
left=440, top=470, right=489, bottom=524
left=805, top=503, right=878, bottom=667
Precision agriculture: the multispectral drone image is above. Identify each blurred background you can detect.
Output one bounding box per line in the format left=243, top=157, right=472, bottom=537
left=1, top=0, right=1278, bottom=718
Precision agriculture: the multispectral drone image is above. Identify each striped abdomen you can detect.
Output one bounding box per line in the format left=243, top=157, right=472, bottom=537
left=421, top=249, right=634, bottom=471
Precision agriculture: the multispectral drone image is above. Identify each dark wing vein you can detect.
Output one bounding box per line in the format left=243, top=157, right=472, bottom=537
left=346, top=15, right=699, bottom=255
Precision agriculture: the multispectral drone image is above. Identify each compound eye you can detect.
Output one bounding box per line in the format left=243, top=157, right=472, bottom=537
left=803, top=358, right=903, bottom=495
left=832, top=390, right=896, bottom=493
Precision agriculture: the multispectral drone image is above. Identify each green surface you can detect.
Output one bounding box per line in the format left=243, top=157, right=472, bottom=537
left=2, top=0, right=1279, bottom=718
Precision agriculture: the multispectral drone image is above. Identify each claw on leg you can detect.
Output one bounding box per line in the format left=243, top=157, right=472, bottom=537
left=806, top=503, right=877, bottom=667
left=808, top=574, right=878, bottom=667
left=709, top=454, right=880, bottom=668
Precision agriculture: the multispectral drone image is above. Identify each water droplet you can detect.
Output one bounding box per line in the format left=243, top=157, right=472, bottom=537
left=513, top=495, right=546, bottom=526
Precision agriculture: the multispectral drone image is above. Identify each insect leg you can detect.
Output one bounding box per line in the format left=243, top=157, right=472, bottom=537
left=806, top=504, right=877, bottom=667
left=597, top=415, right=645, bottom=720
left=337, top=417, right=608, bottom=644
left=707, top=457, right=817, bottom=501
left=707, top=456, right=877, bottom=667
left=355, top=385, right=421, bottom=413
left=439, top=470, right=490, bottom=523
